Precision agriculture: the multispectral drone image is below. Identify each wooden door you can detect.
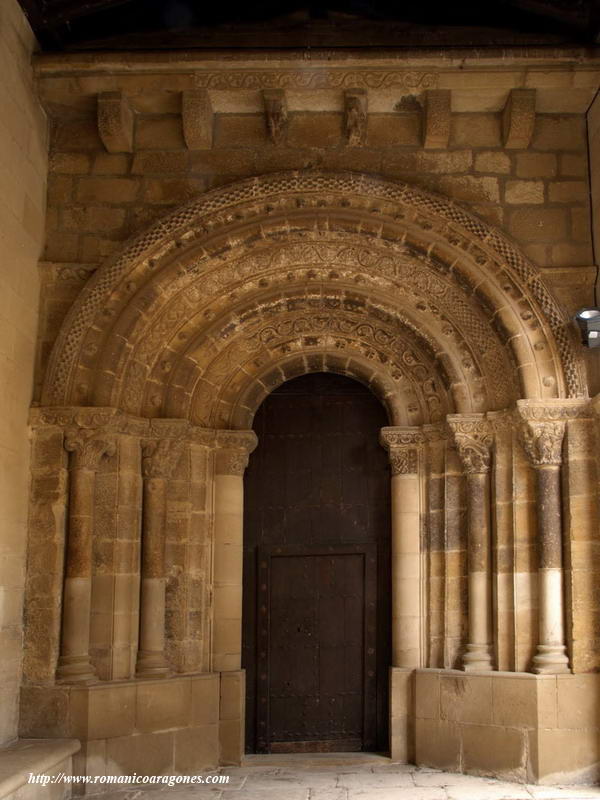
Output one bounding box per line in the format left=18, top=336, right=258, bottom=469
left=243, top=373, right=391, bottom=753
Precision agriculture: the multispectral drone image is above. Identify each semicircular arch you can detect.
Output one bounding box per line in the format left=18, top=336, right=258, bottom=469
left=41, top=171, right=586, bottom=421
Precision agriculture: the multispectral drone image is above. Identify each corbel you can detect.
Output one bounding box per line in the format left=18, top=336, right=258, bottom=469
left=423, top=89, right=451, bottom=149
left=502, top=89, right=536, bottom=149
left=97, top=91, right=134, bottom=154
left=344, top=88, right=368, bottom=146
left=262, top=89, right=288, bottom=145
left=181, top=89, right=213, bottom=150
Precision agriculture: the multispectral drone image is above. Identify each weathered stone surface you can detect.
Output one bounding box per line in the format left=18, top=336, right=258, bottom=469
left=97, top=92, right=134, bottom=154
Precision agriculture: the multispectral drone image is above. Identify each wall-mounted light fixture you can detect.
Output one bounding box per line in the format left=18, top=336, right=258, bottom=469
left=575, top=308, right=600, bottom=348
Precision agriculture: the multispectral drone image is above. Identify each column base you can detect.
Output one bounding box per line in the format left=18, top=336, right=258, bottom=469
left=56, top=655, right=97, bottom=684
left=462, top=643, right=493, bottom=671
left=135, top=651, right=171, bottom=678
left=532, top=644, right=570, bottom=674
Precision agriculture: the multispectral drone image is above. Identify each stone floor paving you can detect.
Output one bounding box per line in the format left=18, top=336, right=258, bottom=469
left=94, top=754, right=600, bottom=800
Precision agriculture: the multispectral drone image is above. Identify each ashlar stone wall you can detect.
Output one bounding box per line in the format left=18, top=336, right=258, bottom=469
left=0, top=0, right=47, bottom=747
left=33, top=52, right=599, bottom=401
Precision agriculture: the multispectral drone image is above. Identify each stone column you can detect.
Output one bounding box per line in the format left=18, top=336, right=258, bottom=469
left=380, top=427, right=423, bottom=668
left=57, top=430, right=115, bottom=683
left=519, top=417, right=570, bottom=674
left=212, top=431, right=257, bottom=673
left=447, top=414, right=494, bottom=672
left=136, top=436, right=185, bottom=678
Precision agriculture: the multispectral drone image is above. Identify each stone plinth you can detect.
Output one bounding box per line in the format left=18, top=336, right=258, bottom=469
left=19, top=672, right=241, bottom=793
left=414, top=669, right=600, bottom=784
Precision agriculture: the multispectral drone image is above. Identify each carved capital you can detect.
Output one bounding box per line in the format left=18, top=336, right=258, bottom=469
left=64, top=429, right=116, bottom=471
left=447, top=414, right=493, bottom=474
left=142, top=438, right=186, bottom=480
left=215, top=430, right=258, bottom=476
left=380, top=426, right=423, bottom=475
left=519, top=420, right=565, bottom=468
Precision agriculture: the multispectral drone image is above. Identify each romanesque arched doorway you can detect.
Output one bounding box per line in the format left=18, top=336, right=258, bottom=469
left=21, top=172, right=597, bottom=784
left=242, top=372, right=391, bottom=753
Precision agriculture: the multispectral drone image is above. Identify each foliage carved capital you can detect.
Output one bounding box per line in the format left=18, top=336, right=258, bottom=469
left=64, top=429, right=116, bottom=470
left=447, top=414, right=493, bottom=475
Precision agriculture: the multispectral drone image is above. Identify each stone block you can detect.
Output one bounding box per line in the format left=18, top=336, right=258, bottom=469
left=415, top=718, right=460, bottom=771
left=439, top=674, right=493, bottom=725
left=367, top=114, right=421, bottom=147
left=174, top=725, right=219, bottom=772
left=491, top=674, right=538, bottom=728
left=76, top=177, right=139, bottom=203
left=533, top=728, right=600, bottom=783
left=19, top=687, right=71, bottom=738
left=505, top=180, right=544, bottom=204
left=78, top=683, right=136, bottom=740
left=49, top=152, right=91, bottom=175
left=415, top=670, right=440, bottom=720
left=131, top=151, right=189, bottom=174
left=105, top=731, right=174, bottom=777
left=509, top=208, right=567, bottom=242
left=135, top=677, right=191, bottom=733
left=135, top=116, right=185, bottom=150
left=474, top=151, right=511, bottom=174
left=191, top=673, right=219, bottom=725
left=462, top=724, right=526, bottom=778
left=548, top=181, right=588, bottom=203
left=560, top=154, right=587, bottom=177
left=288, top=113, right=342, bottom=149
left=451, top=114, right=501, bottom=147
left=556, top=674, right=600, bottom=729
left=515, top=152, right=557, bottom=178
left=214, top=114, right=265, bottom=148
left=532, top=115, right=587, bottom=151
left=220, top=670, right=244, bottom=721
left=219, top=718, right=244, bottom=766
left=92, top=153, right=130, bottom=174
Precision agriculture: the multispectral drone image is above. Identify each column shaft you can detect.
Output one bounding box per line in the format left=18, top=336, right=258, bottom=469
left=447, top=414, right=494, bottom=672
left=532, top=464, right=569, bottom=673
left=136, top=476, right=170, bottom=677
left=380, top=427, right=423, bottom=669
left=136, top=435, right=185, bottom=678
left=464, top=471, right=493, bottom=670
left=518, top=411, right=570, bottom=674
left=57, top=431, right=114, bottom=683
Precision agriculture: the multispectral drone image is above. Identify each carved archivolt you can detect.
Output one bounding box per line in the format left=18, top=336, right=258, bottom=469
left=42, top=172, right=585, bottom=423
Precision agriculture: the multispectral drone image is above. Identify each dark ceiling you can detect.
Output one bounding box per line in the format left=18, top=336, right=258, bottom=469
left=18, top=0, right=600, bottom=51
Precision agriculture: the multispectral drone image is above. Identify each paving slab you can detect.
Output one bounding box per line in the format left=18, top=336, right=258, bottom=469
left=91, top=757, right=600, bottom=800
